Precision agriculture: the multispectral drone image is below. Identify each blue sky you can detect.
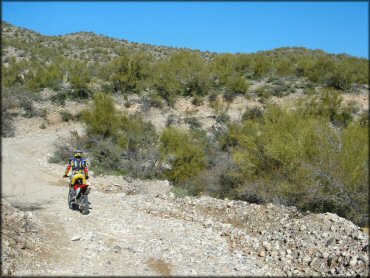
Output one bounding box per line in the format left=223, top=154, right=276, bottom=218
left=2, top=1, right=369, bottom=58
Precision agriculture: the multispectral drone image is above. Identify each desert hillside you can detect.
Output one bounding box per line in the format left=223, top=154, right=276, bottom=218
left=1, top=21, right=369, bottom=276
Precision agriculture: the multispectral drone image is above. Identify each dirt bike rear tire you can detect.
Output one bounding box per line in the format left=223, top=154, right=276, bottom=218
left=68, top=189, right=75, bottom=209
left=81, top=195, right=90, bottom=215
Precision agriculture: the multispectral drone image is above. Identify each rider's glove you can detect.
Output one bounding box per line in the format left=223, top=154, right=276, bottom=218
left=63, top=175, right=68, bottom=178
left=86, top=176, right=89, bottom=180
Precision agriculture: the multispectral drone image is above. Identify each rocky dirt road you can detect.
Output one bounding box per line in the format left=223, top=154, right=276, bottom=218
left=2, top=116, right=369, bottom=276
left=1, top=118, right=264, bottom=276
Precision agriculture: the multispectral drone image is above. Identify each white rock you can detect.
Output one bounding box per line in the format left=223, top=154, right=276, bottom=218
left=71, top=235, right=81, bottom=241
left=259, top=250, right=266, bottom=257
left=227, top=201, right=234, bottom=208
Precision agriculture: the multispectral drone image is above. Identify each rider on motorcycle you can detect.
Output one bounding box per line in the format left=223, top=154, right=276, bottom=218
left=63, top=149, right=89, bottom=186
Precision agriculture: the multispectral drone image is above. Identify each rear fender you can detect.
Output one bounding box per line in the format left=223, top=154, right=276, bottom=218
left=71, top=173, right=86, bottom=185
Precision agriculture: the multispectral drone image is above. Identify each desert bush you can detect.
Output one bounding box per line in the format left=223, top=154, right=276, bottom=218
left=2, top=114, right=16, bottom=137
left=26, top=63, right=63, bottom=91
left=223, top=89, right=237, bottom=103
left=119, top=147, right=160, bottom=179
left=60, top=110, right=74, bottom=122
left=37, top=109, right=47, bottom=121
left=275, top=58, right=295, bottom=77
left=2, top=60, right=29, bottom=88
left=165, top=114, right=181, bottom=127
left=269, top=81, right=294, bottom=97
left=209, top=95, right=227, bottom=114
left=298, top=88, right=355, bottom=127
left=216, top=112, right=230, bottom=124
left=159, top=127, right=206, bottom=183
left=209, top=54, right=235, bottom=86
left=188, top=152, right=237, bottom=198
left=149, top=94, right=165, bottom=109
left=108, top=51, right=152, bottom=94
left=1, top=91, right=16, bottom=137
left=185, top=117, right=202, bottom=130
left=51, top=89, right=70, bottom=106
left=192, top=95, right=204, bottom=106
left=218, top=103, right=368, bottom=226
left=82, top=93, right=121, bottom=137
left=325, top=60, right=354, bottom=90
left=87, top=136, right=125, bottom=175
left=118, top=113, right=158, bottom=153
left=251, top=55, right=271, bottom=78
left=18, top=95, right=37, bottom=118
left=153, top=50, right=210, bottom=102
left=171, top=185, right=189, bottom=198
left=208, top=91, right=218, bottom=103
left=141, top=94, right=165, bottom=112
left=48, top=131, right=86, bottom=164
left=242, top=106, right=264, bottom=121
left=254, top=85, right=272, bottom=103
left=2, top=103, right=16, bottom=137
left=39, top=122, right=47, bottom=129
left=357, top=110, right=369, bottom=127
left=78, top=93, right=158, bottom=176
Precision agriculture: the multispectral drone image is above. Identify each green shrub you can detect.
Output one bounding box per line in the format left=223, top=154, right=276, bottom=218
left=39, top=108, right=48, bottom=118
left=223, top=90, right=237, bottom=103
left=1, top=92, right=16, bottom=137
left=159, top=127, right=206, bottom=183
left=225, top=74, right=249, bottom=95
left=192, top=95, right=204, bottom=106
left=185, top=117, right=202, bottom=130
left=242, top=107, right=264, bottom=121
left=48, top=133, right=84, bottom=164
left=298, top=88, right=354, bottom=127
left=82, top=93, right=121, bottom=137
left=149, top=94, right=165, bottom=109
left=166, top=114, right=180, bottom=127
left=19, top=95, right=37, bottom=118
left=153, top=50, right=210, bottom=100
left=216, top=112, right=230, bottom=124
left=251, top=55, right=271, bottom=78
left=275, top=58, right=295, bottom=76
left=60, top=110, right=73, bottom=122
left=219, top=103, right=368, bottom=226
left=39, top=122, right=47, bottom=129
left=69, top=61, right=92, bottom=99
left=27, top=63, right=63, bottom=91
left=78, top=93, right=158, bottom=177
left=358, top=110, right=369, bottom=127
left=108, top=51, right=152, bottom=94
left=2, top=114, right=15, bottom=137
left=209, top=54, right=235, bottom=86
left=172, top=185, right=189, bottom=198
left=51, top=89, right=69, bottom=106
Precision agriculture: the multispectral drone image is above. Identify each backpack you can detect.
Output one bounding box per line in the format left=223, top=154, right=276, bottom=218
left=71, top=158, right=86, bottom=171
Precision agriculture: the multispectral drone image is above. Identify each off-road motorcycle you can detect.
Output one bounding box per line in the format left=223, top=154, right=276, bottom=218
left=65, top=172, right=91, bottom=215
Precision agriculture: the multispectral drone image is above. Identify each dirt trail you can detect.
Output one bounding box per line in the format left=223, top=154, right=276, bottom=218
left=2, top=116, right=368, bottom=276
left=2, top=117, right=266, bottom=276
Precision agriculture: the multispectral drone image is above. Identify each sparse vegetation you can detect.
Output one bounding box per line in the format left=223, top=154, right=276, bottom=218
left=4, top=21, right=369, bottom=226
left=60, top=110, right=74, bottom=122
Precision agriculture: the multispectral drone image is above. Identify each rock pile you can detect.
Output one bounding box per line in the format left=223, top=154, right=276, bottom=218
left=95, top=177, right=369, bottom=276
left=169, top=196, right=368, bottom=276
left=1, top=200, right=41, bottom=276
